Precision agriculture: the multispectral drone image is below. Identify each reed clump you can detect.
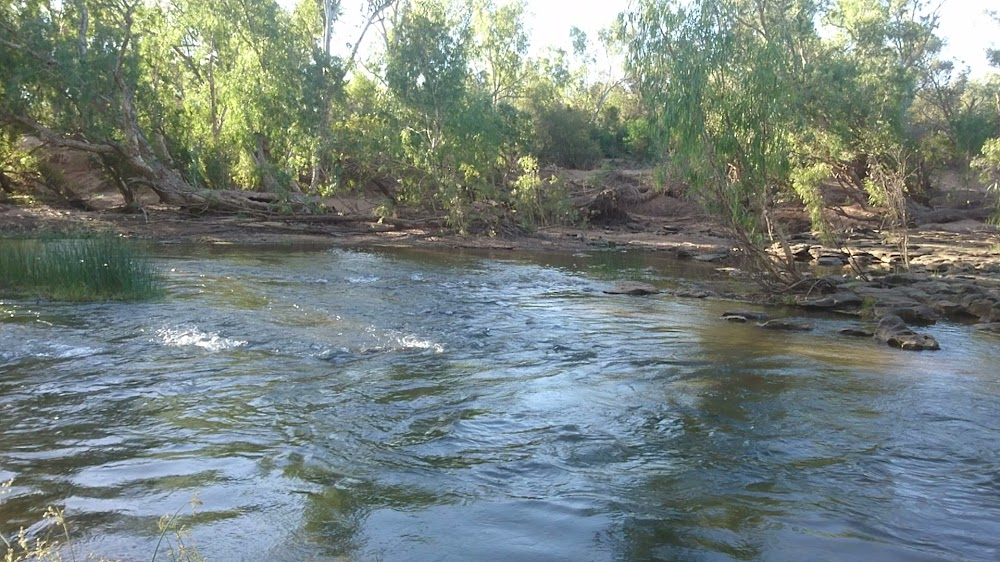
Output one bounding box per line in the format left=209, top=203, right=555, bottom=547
left=0, top=233, right=163, bottom=301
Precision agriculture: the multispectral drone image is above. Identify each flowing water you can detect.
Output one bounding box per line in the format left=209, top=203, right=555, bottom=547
left=1, top=246, right=999, bottom=561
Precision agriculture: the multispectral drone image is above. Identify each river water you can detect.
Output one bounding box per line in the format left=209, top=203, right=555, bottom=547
left=1, top=246, right=999, bottom=561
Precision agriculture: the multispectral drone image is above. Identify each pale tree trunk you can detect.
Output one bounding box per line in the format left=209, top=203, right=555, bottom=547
left=74, top=0, right=88, bottom=61
left=323, top=0, right=341, bottom=57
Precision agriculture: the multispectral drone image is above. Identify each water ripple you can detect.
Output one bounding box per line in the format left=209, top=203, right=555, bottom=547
left=2, top=246, right=999, bottom=561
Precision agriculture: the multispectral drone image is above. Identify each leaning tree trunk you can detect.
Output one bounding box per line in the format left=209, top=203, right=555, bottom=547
left=2, top=1, right=315, bottom=217
left=7, top=114, right=315, bottom=215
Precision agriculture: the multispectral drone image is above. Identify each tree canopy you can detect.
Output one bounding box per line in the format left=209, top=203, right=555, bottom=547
left=2, top=0, right=998, bottom=273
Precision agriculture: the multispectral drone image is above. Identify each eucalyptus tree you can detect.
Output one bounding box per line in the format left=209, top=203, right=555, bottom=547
left=384, top=0, right=472, bottom=207
left=0, top=0, right=201, bottom=207
left=144, top=0, right=335, bottom=192
left=909, top=62, right=1000, bottom=169
left=972, top=14, right=1000, bottom=215
left=470, top=0, right=529, bottom=106
left=623, top=0, right=817, bottom=279
left=379, top=0, right=524, bottom=223
left=622, top=0, right=943, bottom=281
left=0, top=0, right=346, bottom=212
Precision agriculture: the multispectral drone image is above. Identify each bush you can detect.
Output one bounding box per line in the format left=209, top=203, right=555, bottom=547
left=973, top=138, right=1000, bottom=225
left=533, top=105, right=602, bottom=169
left=509, top=156, right=573, bottom=228
left=0, top=234, right=164, bottom=301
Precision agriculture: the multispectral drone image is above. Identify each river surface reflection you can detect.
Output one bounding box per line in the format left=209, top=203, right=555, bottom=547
left=1, top=246, right=999, bottom=561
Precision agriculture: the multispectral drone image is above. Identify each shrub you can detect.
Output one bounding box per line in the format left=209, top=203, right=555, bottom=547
left=533, top=105, right=602, bottom=169
left=509, top=156, right=573, bottom=228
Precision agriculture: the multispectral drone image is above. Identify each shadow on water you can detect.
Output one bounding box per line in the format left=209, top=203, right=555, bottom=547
left=2, top=245, right=999, bottom=561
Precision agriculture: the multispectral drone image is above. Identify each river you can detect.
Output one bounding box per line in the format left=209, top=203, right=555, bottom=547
left=1, top=246, right=999, bottom=561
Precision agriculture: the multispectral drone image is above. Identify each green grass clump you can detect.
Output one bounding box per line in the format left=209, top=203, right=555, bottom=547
left=0, top=234, right=163, bottom=301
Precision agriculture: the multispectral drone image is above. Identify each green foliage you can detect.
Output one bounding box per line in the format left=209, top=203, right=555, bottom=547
left=973, top=138, right=1000, bottom=224
left=0, top=133, right=42, bottom=197
left=471, top=0, right=529, bottom=105
left=533, top=105, right=602, bottom=169
left=386, top=1, right=469, bottom=115
left=1, top=0, right=341, bottom=199
left=623, top=118, right=655, bottom=160
left=908, top=66, right=1000, bottom=168
left=791, top=163, right=834, bottom=243
left=0, top=234, right=163, bottom=301
left=623, top=0, right=944, bottom=280
left=625, top=0, right=797, bottom=257
left=1, top=0, right=978, bottom=235
left=510, top=155, right=572, bottom=228
left=974, top=138, right=1000, bottom=189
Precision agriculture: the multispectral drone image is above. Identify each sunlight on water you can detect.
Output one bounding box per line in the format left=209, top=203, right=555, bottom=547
left=360, top=327, right=446, bottom=354
left=154, top=326, right=248, bottom=351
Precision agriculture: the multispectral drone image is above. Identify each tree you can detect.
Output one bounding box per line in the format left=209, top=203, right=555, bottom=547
left=622, top=0, right=944, bottom=282
left=972, top=12, right=1000, bottom=221
left=0, top=0, right=332, bottom=213
left=470, top=0, right=529, bottom=106
left=624, top=0, right=812, bottom=279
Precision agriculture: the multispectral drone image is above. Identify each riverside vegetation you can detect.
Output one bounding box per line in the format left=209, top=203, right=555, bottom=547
left=0, top=233, right=163, bottom=301
left=2, top=0, right=1000, bottom=337
left=1, top=0, right=999, bottom=247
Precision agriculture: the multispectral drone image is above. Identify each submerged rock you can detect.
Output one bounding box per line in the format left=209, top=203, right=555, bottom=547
left=692, top=251, right=730, bottom=263
left=675, top=289, right=713, bottom=299
left=839, top=327, right=875, bottom=338
left=875, top=314, right=940, bottom=351
left=722, top=311, right=770, bottom=321
left=758, top=319, right=814, bottom=331
left=604, top=281, right=659, bottom=296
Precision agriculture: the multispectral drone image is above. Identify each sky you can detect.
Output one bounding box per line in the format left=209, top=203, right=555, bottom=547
left=934, top=0, right=999, bottom=76
left=323, top=0, right=1000, bottom=78
left=522, top=0, right=1000, bottom=77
